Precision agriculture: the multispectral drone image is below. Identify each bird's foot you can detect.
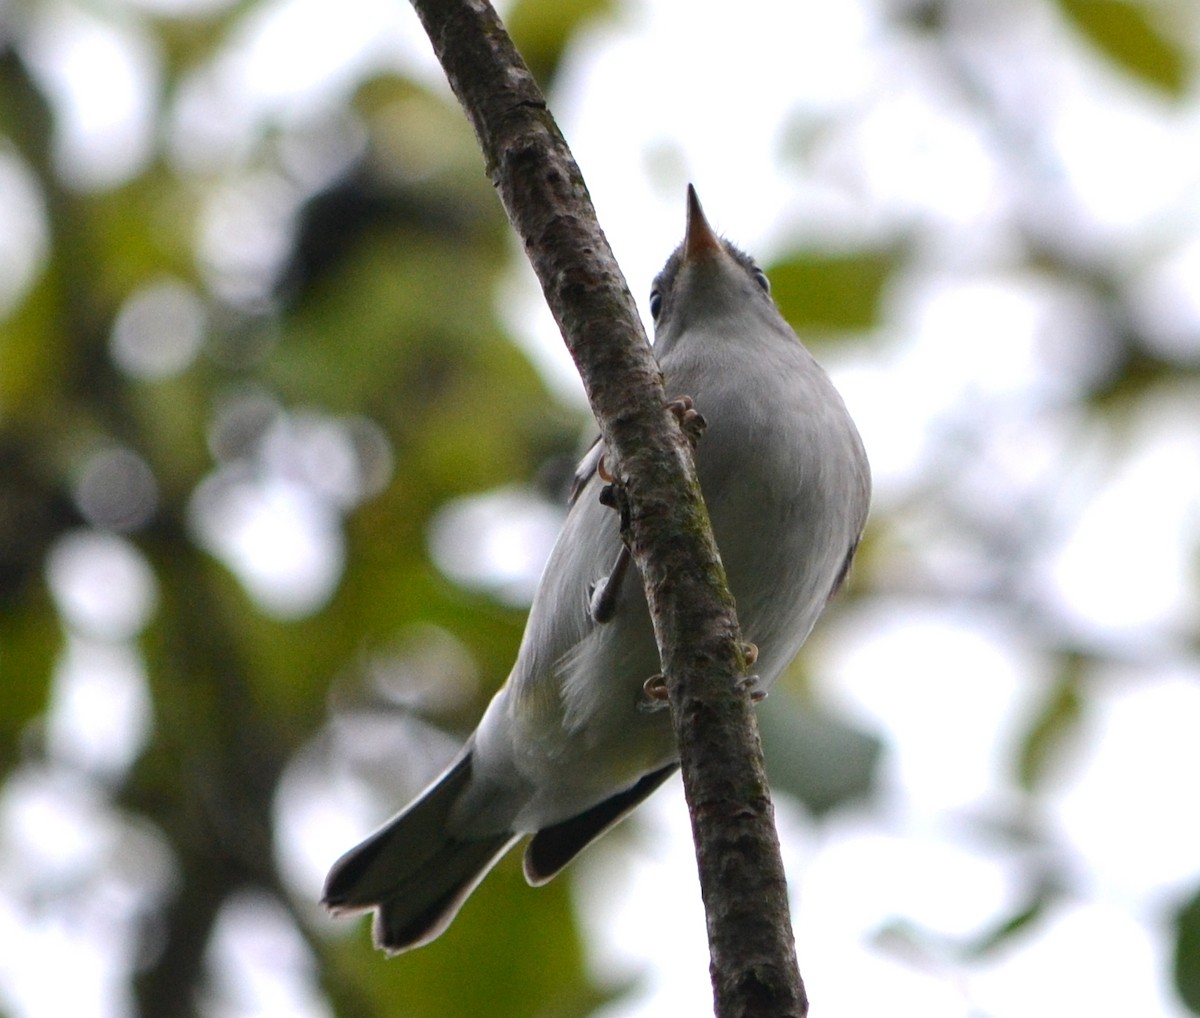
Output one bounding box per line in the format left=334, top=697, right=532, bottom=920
left=667, top=395, right=707, bottom=448
left=736, top=642, right=765, bottom=701
left=597, top=453, right=619, bottom=510
left=739, top=641, right=759, bottom=668
left=637, top=674, right=671, bottom=713
left=736, top=673, right=767, bottom=703
left=596, top=455, right=634, bottom=543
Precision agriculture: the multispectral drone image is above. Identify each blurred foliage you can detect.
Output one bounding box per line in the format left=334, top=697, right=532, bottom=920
left=325, top=853, right=619, bottom=1018
left=1057, top=0, right=1189, bottom=95
left=873, top=872, right=1064, bottom=967
left=769, top=248, right=900, bottom=333
left=758, top=689, right=882, bottom=817
left=2, top=0, right=1200, bottom=1016
left=1013, top=653, right=1087, bottom=793
left=0, top=0, right=594, bottom=1011
left=1176, top=887, right=1200, bottom=1014
left=507, top=0, right=616, bottom=87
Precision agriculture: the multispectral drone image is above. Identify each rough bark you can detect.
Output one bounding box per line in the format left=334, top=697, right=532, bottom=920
left=407, top=1, right=808, bottom=1013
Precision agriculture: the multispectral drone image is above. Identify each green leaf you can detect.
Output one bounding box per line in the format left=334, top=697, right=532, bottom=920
left=962, top=876, right=1061, bottom=958
left=0, top=599, right=58, bottom=769
left=1175, top=883, right=1200, bottom=1014
left=1014, top=656, right=1087, bottom=793
left=767, top=249, right=898, bottom=333
left=874, top=874, right=1062, bottom=962
left=1058, top=0, right=1189, bottom=96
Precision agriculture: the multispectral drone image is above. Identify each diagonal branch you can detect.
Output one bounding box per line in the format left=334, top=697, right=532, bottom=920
left=407, top=1, right=807, bottom=1013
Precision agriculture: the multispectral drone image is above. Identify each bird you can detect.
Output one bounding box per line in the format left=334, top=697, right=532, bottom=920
left=322, top=185, right=871, bottom=954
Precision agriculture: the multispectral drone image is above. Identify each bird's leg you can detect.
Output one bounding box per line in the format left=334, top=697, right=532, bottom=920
left=626, top=398, right=708, bottom=687
left=592, top=396, right=705, bottom=631
left=590, top=398, right=701, bottom=626
left=588, top=544, right=630, bottom=623
left=589, top=454, right=634, bottom=624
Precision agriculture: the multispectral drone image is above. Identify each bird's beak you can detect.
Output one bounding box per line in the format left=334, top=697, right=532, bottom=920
left=684, top=184, right=722, bottom=262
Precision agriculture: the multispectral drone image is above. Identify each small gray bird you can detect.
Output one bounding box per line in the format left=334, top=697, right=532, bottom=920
left=322, top=186, right=871, bottom=953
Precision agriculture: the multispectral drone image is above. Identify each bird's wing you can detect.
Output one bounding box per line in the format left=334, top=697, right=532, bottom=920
left=506, top=445, right=655, bottom=739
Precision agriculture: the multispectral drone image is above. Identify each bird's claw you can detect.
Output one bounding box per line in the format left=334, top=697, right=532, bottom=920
left=736, top=673, right=767, bottom=703
left=739, top=641, right=759, bottom=668
left=667, top=395, right=707, bottom=448
left=736, top=642, right=764, bottom=701
left=637, top=674, right=671, bottom=713
left=596, top=453, right=620, bottom=510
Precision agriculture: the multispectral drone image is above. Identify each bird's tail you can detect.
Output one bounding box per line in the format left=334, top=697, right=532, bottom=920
left=322, top=746, right=518, bottom=954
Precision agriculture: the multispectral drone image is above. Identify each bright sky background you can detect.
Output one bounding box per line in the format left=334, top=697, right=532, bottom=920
left=5, top=0, right=1200, bottom=1015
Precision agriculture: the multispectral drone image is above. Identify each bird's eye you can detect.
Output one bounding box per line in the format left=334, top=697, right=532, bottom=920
left=753, top=268, right=770, bottom=294
left=649, top=289, right=663, bottom=319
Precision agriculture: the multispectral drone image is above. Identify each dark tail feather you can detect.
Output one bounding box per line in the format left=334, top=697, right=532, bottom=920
left=323, top=747, right=518, bottom=954
left=523, top=763, right=678, bottom=885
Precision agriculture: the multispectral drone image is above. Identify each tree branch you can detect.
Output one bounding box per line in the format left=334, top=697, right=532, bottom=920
left=408, top=1, right=807, bottom=1013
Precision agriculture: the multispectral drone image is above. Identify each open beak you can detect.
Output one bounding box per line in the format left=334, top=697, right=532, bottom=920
left=684, top=184, right=722, bottom=262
